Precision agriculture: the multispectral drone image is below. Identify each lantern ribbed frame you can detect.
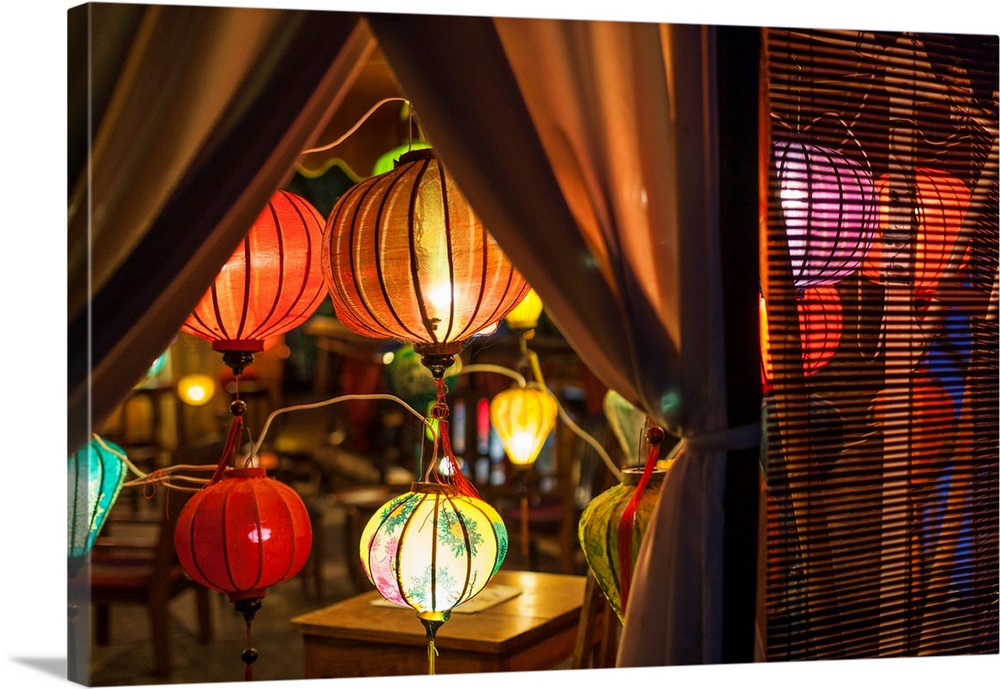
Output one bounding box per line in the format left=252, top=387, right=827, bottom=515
left=68, top=439, right=128, bottom=563
left=578, top=467, right=666, bottom=622
left=173, top=468, right=313, bottom=603
left=774, top=140, right=877, bottom=288
left=863, top=167, right=972, bottom=293
left=359, top=482, right=507, bottom=621
left=182, top=190, right=327, bottom=353
left=323, top=149, right=529, bottom=353
left=490, top=383, right=558, bottom=467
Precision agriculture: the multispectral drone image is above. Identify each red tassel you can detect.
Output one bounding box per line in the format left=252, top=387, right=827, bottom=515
left=617, top=429, right=663, bottom=616
left=207, top=415, right=244, bottom=486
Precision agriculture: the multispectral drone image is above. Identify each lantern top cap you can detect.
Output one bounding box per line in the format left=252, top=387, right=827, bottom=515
left=222, top=467, right=267, bottom=480
left=411, top=481, right=461, bottom=496
left=397, top=148, right=435, bottom=165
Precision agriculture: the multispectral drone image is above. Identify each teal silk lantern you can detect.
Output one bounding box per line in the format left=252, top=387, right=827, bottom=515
left=68, top=438, right=128, bottom=569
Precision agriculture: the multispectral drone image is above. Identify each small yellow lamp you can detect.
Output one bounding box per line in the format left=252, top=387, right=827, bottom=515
left=177, top=374, right=217, bottom=406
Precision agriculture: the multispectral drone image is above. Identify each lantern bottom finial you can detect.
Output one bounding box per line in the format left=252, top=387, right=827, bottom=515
left=418, top=613, right=450, bottom=641
left=413, top=342, right=463, bottom=379
left=234, top=596, right=263, bottom=622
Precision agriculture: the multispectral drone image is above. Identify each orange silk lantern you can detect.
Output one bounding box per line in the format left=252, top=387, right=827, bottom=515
left=863, top=168, right=971, bottom=295
left=322, top=149, right=529, bottom=377
left=182, top=190, right=327, bottom=375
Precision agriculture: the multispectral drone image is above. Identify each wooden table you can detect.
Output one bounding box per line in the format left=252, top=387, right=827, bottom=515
left=291, top=569, right=586, bottom=677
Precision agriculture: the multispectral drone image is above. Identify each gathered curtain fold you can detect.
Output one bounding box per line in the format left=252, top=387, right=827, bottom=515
left=366, top=14, right=760, bottom=664
left=67, top=4, right=373, bottom=454
left=68, top=6, right=761, bottom=665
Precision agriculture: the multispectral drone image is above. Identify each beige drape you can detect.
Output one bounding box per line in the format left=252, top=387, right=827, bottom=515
left=67, top=4, right=372, bottom=454
left=368, top=14, right=761, bottom=664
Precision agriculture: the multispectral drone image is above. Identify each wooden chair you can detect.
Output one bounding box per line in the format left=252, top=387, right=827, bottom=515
left=73, top=488, right=214, bottom=678
left=572, top=569, right=621, bottom=669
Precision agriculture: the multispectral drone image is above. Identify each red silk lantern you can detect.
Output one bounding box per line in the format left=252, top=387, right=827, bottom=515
left=182, top=190, right=327, bottom=375
left=797, top=284, right=843, bottom=376
left=322, top=149, right=529, bottom=376
left=173, top=468, right=312, bottom=607
left=774, top=140, right=877, bottom=288
left=863, top=168, right=971, bottom=295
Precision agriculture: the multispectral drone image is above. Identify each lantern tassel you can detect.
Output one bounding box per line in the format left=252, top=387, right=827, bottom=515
left=207, top=410, right=245, bottom=486
left=617, top=425, right=665, bottom=616
left=236, top=598, right=262, bottom=681
left=427, top=639, right=438, bottom=675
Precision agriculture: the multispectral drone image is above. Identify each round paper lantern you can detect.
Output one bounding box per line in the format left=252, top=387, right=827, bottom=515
left=323, top=149, right=529, bottom=377
left=504, top=288, right=544, bottom=331
left=182, top=190, right=327, bottom=375
left=871, top=375, right=954, bottom=483
left=385, top=343, right=462, bottom=412
left=863, top=167, right=971, bottom=295
left=68, top=438, right=128, bottom=568
left=797, top=284, right=843, bottom=376
left=578, top=467, right=666, bottom=622
left=774, top=140, right=877, bottom=288
left=490, top=383, right=558, bottom=467
left=174, top=468, right=313, bottom=608
left=360, top=481, right=507, bottom=641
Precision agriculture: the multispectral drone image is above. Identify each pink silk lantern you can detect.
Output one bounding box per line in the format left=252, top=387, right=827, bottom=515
left=774, top=141, right=878, bottom=288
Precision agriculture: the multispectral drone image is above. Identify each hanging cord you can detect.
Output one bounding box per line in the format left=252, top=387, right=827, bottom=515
left=300, top=97, right=410, bottom=156
left=250, top=393, right=435, bottom=462
left=460, top=358, right=621, bottom=482
left=101, top=392, right=437, bottom=495
left=617, top=424, right=665, bottom=618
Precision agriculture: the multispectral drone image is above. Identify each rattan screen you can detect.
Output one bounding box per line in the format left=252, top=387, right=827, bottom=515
left=761, top=27, right=998, bottom=660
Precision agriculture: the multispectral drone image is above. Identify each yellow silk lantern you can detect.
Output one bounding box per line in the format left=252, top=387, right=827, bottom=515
left=504, top=288, right=544, bottom=331
left=490, top=383, right=558, bottom=467
left=359, top=480, right=507, bottom=672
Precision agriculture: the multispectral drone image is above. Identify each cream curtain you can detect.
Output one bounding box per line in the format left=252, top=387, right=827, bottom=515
left=67, top=4, right=373, bottom=454
left=367, top=14, right=761, bottom=664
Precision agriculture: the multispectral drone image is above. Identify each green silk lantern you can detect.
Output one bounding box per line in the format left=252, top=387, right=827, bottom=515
left=68, top=438, right=128, bottom=570
left=578, top=466, right=666, bottom=622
